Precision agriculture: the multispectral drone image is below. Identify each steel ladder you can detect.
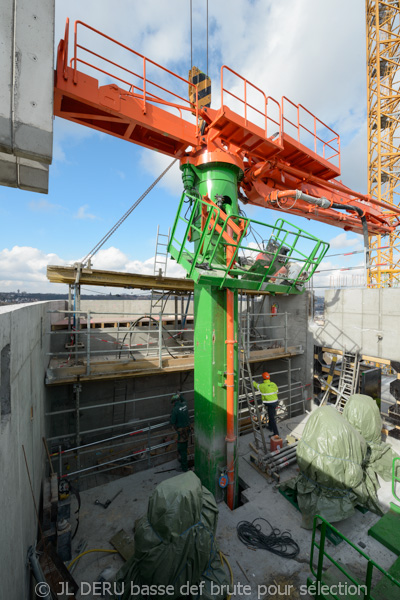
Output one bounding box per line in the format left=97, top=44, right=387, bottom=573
left=239, top=319, right=268, bottom=454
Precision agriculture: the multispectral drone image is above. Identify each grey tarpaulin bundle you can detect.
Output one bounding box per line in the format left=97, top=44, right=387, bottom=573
left=282, top=399, right=398, bottom=529
left=114, top=471, right=229, bottom=599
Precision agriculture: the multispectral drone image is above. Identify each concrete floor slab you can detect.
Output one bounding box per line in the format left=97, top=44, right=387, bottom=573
left=68, top=414, right=400, bottom=600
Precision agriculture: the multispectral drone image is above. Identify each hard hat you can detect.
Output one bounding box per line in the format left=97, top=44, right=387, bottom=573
left=171, top=393, right=185, bottom=403
left=262, top=372, right=270, bottom=380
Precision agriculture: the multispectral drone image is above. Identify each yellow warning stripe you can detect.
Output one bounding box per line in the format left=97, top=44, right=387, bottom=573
left=189, top=67, right=211, bottom=109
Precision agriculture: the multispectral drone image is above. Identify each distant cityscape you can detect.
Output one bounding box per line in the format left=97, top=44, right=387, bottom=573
left=0, top=291, right=150, bottom=306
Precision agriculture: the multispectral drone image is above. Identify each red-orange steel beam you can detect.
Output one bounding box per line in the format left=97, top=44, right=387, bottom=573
left=53, top=19, right=397, bottom=237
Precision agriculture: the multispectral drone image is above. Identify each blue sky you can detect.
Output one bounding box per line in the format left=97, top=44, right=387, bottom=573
left=0, top=0, right=370, bottom=293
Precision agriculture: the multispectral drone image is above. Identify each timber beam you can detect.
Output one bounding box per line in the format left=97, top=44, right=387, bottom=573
left=47, top=265, right=280, bottom=295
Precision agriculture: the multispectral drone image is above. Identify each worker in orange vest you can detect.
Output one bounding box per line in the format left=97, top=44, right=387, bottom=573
left=253, top=372, right=279, bottom=437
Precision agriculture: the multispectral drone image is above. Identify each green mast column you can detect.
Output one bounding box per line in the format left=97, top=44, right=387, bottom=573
left=182, top=159, right=241, bottom=506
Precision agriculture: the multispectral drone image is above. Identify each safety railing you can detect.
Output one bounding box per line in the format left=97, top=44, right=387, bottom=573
left=47, top=309, right=195, bottom=374
left=282, top=96, right=340, bottom=168
left=309, top=515, right=400, bottom=599
left=47, top=408, right=194, bottom=482
left=221, top=65, right=282, bottom=141
left=392, top=456, right=400, bottom=511
left=64, top=19, right=199, bottom=127
left=169, top=192, right=329, bottom=293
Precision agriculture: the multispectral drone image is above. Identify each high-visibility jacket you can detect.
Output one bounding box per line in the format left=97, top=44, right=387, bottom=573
left=253, top=379, right=278, bottom=403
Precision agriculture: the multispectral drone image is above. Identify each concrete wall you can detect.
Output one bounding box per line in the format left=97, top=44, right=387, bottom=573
left=0, top=301, right=63, bottom=600
left=312, top=288, right=400, bottom=361
left=79, top=298, right=193, bottom=317
left=0, top=0, right=54, bottom=193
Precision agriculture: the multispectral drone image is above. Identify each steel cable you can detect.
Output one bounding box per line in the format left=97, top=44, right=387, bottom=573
left=81, top=159, right=177, bottom=266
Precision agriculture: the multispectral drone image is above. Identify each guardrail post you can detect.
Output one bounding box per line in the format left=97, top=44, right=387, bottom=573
left=147, top=422, right=151, bottom=468
left=246, top=310, right=250, bottom=355
left=143, top=57, right=147, bottom=114
left=86, top=311, right=91, bottom=375
left=316, top=520, right=326, bottom=591
left=158, top=311, right=163, bottom=368
left=365, top=561, right=373, bottom=599
left=284, top=312, right=288, bottom=352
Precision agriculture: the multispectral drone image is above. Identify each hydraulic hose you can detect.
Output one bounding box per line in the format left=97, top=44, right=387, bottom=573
left=331, top=203, right=370, bottom=267
left=68, top=549, right=118, bottom=571
left=219, top=551, right=234, bottom=600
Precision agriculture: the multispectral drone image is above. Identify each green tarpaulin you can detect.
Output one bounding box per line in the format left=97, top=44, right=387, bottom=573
left=282, top=405, right=382, bottom=529
left=114, top=471, right=229, bottom=599
left=343, top=393, right=398, bottom=482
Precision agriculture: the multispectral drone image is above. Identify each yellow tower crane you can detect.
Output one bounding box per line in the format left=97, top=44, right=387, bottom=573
left=366, top=0, right=400, bottom=287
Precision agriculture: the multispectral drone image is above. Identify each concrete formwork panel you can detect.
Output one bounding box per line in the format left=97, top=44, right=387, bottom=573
left=312, top=288, right=400, bottom=361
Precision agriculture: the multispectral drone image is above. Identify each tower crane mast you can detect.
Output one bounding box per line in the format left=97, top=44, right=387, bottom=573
left=366, top=0, right=400, bottom=286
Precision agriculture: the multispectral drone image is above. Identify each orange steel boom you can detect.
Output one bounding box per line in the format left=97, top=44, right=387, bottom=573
left=54, top=20, right=398, bottom=236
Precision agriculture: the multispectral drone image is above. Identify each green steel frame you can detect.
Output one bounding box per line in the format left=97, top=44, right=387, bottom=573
left=169, top=191, right=329, bottom=293
left=392, top=456, right=400, bottom=513
left=308, top=515, right=400, bottom=599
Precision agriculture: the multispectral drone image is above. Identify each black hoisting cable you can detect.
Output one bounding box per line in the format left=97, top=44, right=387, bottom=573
left=206, top=0, right=209, bottom=77
left=190, top=0, right=193, bottom=71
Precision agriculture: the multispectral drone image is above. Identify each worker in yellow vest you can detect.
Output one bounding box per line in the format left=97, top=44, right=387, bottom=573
left=253, top=372, right=279, bottom=437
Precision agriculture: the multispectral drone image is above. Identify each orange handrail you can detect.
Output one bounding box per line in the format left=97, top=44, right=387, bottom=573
left=281, top=96, right=340, bottom=168
left=71, top=20, right=199, bottom=127
left=221, top=65, right=267, bottom=134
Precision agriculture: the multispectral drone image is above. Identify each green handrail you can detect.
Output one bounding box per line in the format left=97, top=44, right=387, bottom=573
left=310, top=515, right=400, bottom=599
left=169, top=192, right=329, bottom=293
left=391, top=456, right=400, bottom=512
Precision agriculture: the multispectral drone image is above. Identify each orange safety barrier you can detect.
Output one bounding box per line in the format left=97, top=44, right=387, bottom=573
left=58, top=19, right=199, bottom=129
left=220, top=65, right=282, bottom=143
left=281, top=96, right=340, bottom=169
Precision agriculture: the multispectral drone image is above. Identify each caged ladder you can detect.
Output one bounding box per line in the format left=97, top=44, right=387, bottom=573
left=335, top=352, right=360, bottom=413
left=239, top=319, right=268, bottom=455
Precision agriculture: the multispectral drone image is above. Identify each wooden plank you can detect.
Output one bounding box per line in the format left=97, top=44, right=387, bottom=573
left=47, top=265, right=281, bottom=296
left=361, top=354, right=391, bottom=366
left=46, top=345, right=303, bottom=385
left=110, top=529, right=135, bottom=561
left=319, top=347, right=395, bottom=369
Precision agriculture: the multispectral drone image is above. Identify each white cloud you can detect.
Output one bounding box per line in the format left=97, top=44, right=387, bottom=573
left=91, top=247, right=129, bottom=270
left=139, top=150, right=183, bottom=197
left=0, top=245, right=185, bottom=293
left=329, top=232, right=363, bottom=250
left=74, top=204, right=98, bottom=220
left=0, top=246, right=67, bottom=292
left=29, top=199, right=63, bottom=212
left=92, top=246, right=185, bottom=278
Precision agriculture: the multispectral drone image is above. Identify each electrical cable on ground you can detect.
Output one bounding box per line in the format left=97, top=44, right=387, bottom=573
left=219, top=551, right=233, bottom=600
left=67, top=549, right=118, bottom=571
left=81, top=158, right=177, bottom=267
left=236, top=517, right=300, bottom=559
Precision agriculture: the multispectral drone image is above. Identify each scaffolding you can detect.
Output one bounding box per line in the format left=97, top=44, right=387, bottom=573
left=45, top=302, right=306, bottom=487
